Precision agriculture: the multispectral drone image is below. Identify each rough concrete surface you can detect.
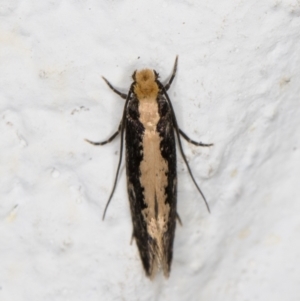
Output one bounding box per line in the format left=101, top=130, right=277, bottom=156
left=0, top=1, right=300, bottom=300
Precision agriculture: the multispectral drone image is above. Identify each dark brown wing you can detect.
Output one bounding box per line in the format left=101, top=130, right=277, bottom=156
left=156, top=92, right=177, bottom=277
left=125, top=92, right=177, bottom=278
left=125, top=94, right=151, bottom=274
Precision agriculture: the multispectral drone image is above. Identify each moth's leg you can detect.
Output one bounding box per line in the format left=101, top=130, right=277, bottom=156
left=85, top=131, right=118, bottom=146
left=179, top=129, right=213, bottom=147
left=164, top=56, right=178, bottom=91
left=102, top=76, right=127, bottom=99
left=130, top=231, right=135, bottom=245
left=176, top=212, right=182, bottom=226
left=85, top=123, right=122, bottom=146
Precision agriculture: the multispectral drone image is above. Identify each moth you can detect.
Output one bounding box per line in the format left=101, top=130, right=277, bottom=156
left=86, top=57, right=213, bottom=278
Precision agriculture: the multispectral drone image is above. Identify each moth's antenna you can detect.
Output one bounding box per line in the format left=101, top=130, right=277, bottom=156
left=164, top=55, right=178, bottom=91
left=102, top=85, right=134, bottom=220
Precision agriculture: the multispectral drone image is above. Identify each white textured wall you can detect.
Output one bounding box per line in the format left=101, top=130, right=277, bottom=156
left=1, top=1, right=300, bottom=300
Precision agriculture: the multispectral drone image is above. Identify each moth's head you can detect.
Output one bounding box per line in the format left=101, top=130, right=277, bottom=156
left=132, top=69, right=159, bottom=99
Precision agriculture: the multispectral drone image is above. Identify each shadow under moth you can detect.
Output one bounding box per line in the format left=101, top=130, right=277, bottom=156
left=86, top=57, right=213, bottom=278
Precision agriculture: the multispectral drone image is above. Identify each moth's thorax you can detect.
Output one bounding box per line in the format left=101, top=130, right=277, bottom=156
left=134, top=69, right=159, bottom=100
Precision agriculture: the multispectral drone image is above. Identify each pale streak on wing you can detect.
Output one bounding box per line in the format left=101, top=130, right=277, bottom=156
left=139, top=96, right=170, bottom=271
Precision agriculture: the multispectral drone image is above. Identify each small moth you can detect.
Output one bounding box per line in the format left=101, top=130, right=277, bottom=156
left=86, top=57, right=213, bottom=278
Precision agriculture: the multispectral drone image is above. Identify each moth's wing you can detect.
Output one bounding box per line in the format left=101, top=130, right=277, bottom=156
left=156, top=92, right=177, bottom=277
left=125, top=93, right=177, bottom=278
left=125, top=95, right=155, bottom=276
